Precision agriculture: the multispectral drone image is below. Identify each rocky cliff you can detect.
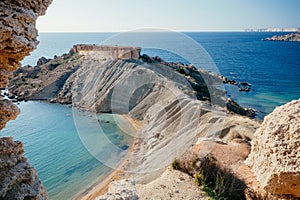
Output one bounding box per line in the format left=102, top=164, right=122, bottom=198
left=0, top=0, right=52, bottom=199
left=0, top=0, right=52, bottom=129
left=0, top=137, right=48, bottom=200
left=8, top=45, right=255, bottom=118
left=263, top=32, right=300, bottom=42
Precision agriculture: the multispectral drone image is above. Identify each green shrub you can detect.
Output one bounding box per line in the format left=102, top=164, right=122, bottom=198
left=195, top=173, right=202, bottom=186
left=172, top=153, right=247, bottom=200
left=171, top=158, right=180, bottom=170
left=176, top=68, right=185, bottom=74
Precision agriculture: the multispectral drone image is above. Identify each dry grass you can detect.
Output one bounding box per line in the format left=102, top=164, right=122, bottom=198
left=172, top=152, right=248, bottom=200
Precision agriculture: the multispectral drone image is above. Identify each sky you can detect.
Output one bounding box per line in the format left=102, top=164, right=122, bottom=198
left=37, top=0, right=300, bottom=32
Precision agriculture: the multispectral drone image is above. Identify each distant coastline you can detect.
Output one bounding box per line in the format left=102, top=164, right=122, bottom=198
left=245, top=27, right=300, bottom=32
left=263, top=31, right=300, bottom=42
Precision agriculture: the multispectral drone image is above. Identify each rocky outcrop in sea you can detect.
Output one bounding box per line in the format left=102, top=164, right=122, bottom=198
left=8, top=44, right=255, bottom=118
left=263, top=32, right=300, bottom=42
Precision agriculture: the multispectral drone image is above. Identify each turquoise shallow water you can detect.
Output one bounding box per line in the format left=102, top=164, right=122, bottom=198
left=0, top=101, right=133, bottom=199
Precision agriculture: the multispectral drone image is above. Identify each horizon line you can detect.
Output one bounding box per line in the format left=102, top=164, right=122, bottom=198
left=38, top=29, right=299, bottom=33
left=38, top=30, right=245, bottom=33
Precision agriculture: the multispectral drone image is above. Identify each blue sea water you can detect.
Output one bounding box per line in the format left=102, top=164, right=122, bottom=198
left=188, top=32, right=300, bottom=117
left=1, top=32, right=299, bottom=199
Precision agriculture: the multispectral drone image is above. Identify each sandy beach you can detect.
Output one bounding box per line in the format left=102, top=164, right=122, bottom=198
left=73, top=115, right=142, bottom=200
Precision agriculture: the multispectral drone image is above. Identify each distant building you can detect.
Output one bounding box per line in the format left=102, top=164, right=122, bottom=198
left=72, top=44, right=141, bottom=60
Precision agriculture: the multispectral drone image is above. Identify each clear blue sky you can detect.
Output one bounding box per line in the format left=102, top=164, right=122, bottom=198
left=37, top=0, right=300, bottom=32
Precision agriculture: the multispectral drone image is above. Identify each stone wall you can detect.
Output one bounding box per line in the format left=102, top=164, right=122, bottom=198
left=72, top=44, right=141, bottom=60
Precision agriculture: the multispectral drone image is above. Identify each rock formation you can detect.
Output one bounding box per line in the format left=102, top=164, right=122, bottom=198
left=245, top=99, right=300, bottom=198
left=9, top=52, right=82, bottom=102
left=0, top=0, right=52, bottom=199
left=263, top=32, right=300, bottom=42
left=96, top=168, right=210, bottom=200
left=0, top=99, right=19, bottom=130
left=8, top=45, right=255, bottom=117
left=0, top=0, right=52, bottom=128
left=0, top=137, right=48, bottom=200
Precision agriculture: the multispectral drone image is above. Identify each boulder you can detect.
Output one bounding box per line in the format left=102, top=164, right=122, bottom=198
left=37, top=57, right=50, bottom=66
left=245, top=99, right=300, bottom=197
left=0, top=99, right=20, bottom=129
left=226, top=98, right=255, bottom=118
left=0, top=137, right=48, bottom=199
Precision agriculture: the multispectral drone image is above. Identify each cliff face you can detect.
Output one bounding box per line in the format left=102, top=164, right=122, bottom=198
left=0, top=137, right=48, bottom=200
left=0, top=0, right=52, bottom=129
left=0, top=0, right=52, bottom=199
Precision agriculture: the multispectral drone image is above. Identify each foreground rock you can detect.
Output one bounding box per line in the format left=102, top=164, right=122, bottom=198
left=0, top=137, right=47, bottom=199
left=263, top=32, right=300, bottom=42
left=95, top=179, right=138, bottom=200
left=0, top=0, right=52, bottom=129
left=0, top=0, right=52, bottom=199
left=97, top=168, right=209, bottom=200
left=246, top=99, right=300, bottom=198
left=0, top=99, right=19, bottom=130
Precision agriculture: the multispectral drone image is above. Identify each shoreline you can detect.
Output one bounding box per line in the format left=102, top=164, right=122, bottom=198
left=73, top=114, right=142, bottom=200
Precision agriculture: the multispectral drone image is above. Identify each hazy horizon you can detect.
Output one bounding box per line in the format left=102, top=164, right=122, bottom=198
left=37, top=29, right=299, bottom=33
left=37, top=0, right=300, bottom=32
